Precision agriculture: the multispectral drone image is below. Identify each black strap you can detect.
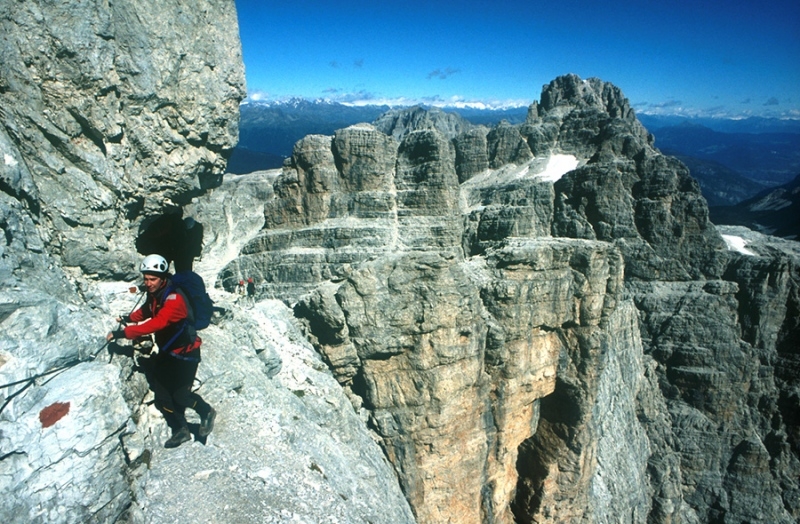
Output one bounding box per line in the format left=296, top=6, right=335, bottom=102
left=160, top=321, right=187, bottom=353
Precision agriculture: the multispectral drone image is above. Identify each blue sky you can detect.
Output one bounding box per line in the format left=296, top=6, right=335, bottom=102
left=235, top=0, right=800, bottom=118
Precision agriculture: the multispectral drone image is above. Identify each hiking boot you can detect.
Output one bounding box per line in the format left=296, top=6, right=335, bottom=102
left=164, top=427, right=191, bottom=448
left=199, top=407, right=216, bottom=437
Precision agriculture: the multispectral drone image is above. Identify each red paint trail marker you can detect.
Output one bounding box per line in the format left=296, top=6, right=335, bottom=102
left=39, top=401, right=70, bottom=428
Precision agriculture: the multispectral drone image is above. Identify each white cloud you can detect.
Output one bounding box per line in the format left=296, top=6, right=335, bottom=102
left=244, top=90, right=270, bottom=102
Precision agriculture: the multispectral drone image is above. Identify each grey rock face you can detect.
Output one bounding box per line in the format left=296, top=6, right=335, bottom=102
left=462, top=169, right=555, bottom=256
left=488, top=121, right=533, bottom=168
left=453, top=127, right=490, bottom=182
left=120, top=298, right=415, bottom=524
left=373, top=105, right=474, bottom=142
left=631, top=276, right=797, bottom=523
left=2, top=2, right=415, bottom=523
left=533, top=76, right=727, bottom=281
left=0, top=0, right=248, bottom=420
left=718, top=226, right=800, bottom=518
left=1, top=1, right=239, bottom=521
left=0, top=362, right=134, bottom=523
left=183, top=170, right=275, bottom=285
left=2, top=193, right=417, bottom=524
left=219, top=124, right=465, bottom=300
left=296, top=238, right=625, bottom=524
left=0, top=0, right=245, bottom=278
left=226, top=73, right=799, bottom=524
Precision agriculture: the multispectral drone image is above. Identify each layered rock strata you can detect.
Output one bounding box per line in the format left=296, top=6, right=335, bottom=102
left=294, top=239, right=626, bottom=523
left=226, top=74, right=799, bottom=523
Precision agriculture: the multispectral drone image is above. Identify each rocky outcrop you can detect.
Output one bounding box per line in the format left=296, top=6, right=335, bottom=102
left=223, top=73, right=799, bottom=523
left=219, top=123, right=465, bottom=300
left=488, top=121, right=533, bottom=168
left=0, top=0, right=244, bottom=414
left=0, top=1, right=234, bottom=521
left=0, top=0, right=245, bottom=279
left=453, top=127, right=490, bottom=182
left=718, top=226, right=800, bottom=516
left=374, top=105, right=474, bottom=142
left=1, top=3, right=413, bottom=524
left=295, top=237, right=626, bottom=524
left=627, top=226, right=800, bottom=523
left=116, top=294, right=415, bottom=524
left=1, top=286, right=416, bottom=524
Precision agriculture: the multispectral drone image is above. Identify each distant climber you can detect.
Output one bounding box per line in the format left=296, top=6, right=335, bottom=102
left=235, top=279, right=246, bottom=301
left=246, top=277, right=255, bottom=304
left=107, top=254, right=216, bottom=448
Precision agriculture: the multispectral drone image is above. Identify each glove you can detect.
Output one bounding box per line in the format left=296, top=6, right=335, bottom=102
left=118, top=314, right=132, bottom=324
left=108, top=329, right=126, bottom=340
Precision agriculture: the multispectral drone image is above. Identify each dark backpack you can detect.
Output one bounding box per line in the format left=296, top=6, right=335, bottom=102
left=167, top=270, right=214, bottom=330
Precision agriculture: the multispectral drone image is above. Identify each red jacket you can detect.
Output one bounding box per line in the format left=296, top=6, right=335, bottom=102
left=124, top=284, right=201, bottom=357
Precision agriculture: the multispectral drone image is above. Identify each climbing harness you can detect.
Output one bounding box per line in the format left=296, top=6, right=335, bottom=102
left=0, top=288, right=146, bottom=417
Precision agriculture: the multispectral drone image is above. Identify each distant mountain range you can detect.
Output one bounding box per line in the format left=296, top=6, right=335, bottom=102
left=230, top=99, right=390, bottom=173
left=229, top=100, right=800, bottom=212
left=710, top=174, right=800, bottom=240
left=228, top=100, right=531, bottom=174
left=666, top=154, right=767, bottom=207
left=636, top=114, right=800, bottom=135
left=640, top=118, right=800, bottom=187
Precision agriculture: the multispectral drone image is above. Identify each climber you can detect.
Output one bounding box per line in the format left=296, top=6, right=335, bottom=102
left=107, top=254, right=216, bottom=448
left=235, top=279, right=246, bottom=302
left=246, top=277, right=255, bottom=304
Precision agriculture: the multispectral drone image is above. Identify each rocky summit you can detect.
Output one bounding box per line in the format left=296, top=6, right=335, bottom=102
left=1, top=3, right=799, bottom=524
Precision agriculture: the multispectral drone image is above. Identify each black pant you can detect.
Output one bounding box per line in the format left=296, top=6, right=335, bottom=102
left=146, top=352, right=210, bottom=431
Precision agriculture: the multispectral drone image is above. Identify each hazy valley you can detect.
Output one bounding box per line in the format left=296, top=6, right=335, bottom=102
left=230, top=101, right=800, bottom=240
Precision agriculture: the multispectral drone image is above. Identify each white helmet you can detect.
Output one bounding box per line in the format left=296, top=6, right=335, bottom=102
left=140, top=254, right=169, bottom=274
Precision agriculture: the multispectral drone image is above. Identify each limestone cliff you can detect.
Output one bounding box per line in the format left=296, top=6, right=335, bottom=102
left=0, top=0, right=244, bottom=278
left=0, top=2, right=414, bottom=523
left=222, top=75, right=799, bottom=523
left=1, top=1, right=798, bottom=522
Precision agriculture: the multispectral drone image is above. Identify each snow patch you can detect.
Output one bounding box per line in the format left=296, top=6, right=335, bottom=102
left=533, top=154, right=579, bottom=182
left=721, top=234, right=756, bottom=256
left=4, top=153, right=18, bottom=167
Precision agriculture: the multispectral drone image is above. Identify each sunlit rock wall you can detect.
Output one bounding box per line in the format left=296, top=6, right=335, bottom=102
left=228, top=74, right=799, bottom=523
left=0, top=1, right=243, bottom=521
left=0, top=0, right=245, bottom=278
